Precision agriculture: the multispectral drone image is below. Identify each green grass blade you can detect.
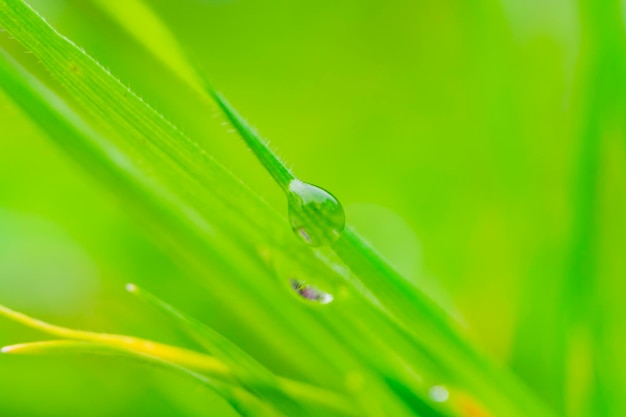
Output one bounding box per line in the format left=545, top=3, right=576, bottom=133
left=0, top=297, right=355, bottom=416
left=200, top=87, right=555, bottom=417
left=152, top=356, right=288, bottom=417
left=0, top=303, right=230, bottom=376
left=208, top=91, right=295, bottom=190
left=0, top=0, right=282, bottom=247
left=197, top=76, right=557, bottom=417
left=198, top=71, right=549, bottom=417
left=560, top=2, right=626, bottom=416
left=0, top=0, right=363, bottom=391
left=150, top=355, right=288, bottom=417
left=2, top=340, right=121, bottom=355
left=87, top=0, right=295, bottom=191
left=126, top=283, right=356, bottom=417
left=89, top=0, right=202, bottom=92
left=0, top=1, right=558, bottom=416
left=126, top=283, right=276, bottom=386
left=0, top=45, right=287, bottom=414
left=1, top=340, right=284, bottom=417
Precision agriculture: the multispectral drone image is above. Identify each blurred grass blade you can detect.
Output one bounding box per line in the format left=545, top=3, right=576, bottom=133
left=204, top=81, right=462, bottom=350
left=208, top=91, right=295, bottom=190
left=126, top=284, right=276, bottom=378
left=0, top=0, right=284, bottom=247
left=204, top=84, right=556, bottom=417
left=126, top=283, right=277, bottom=385
left=0, top=303, right=230, bottom=376
left=561, top=2, right=625, bottom=416
left=89, top=0, right=202, bottom=91
left=0, top=340, right=237, bottom=403
left=155, top=357, right=288, bottom=417
left=0, top=0, right=360, bottom=390
left=0, top=298, right=355, bottom=416
left=206, top=86, right=554, bottom=417
left=127, top=283, right=354, bottom=417
left=81, top=0, right=452, bottom=336
left=88, top=0, right=295, bottom=191
left=2, top=340, right=113, bottom=355
left=1, top=340, right=285, bottom=417
left=0, top=1, right=558, bottom=416
left=152, top=354, right=288, bottom=417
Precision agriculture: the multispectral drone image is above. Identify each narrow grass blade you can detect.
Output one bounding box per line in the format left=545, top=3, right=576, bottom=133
left=89, top=0, right=202, bottom=92
left=0, top=298, right=356, bottom=416
left=74, top=0, right=558, bottom=411
left=1, top=340, right=285, bottom=417
left=0, top=0, right=359, bottom=391
left=195, top=82, right=556, bottom=417
left=560, top=2, right=626, bottom=416
left=208, top=91, right=295, bottom=190
left=126, top=283, right=277, bottom=387
left=0, top=303, right=229, bottom=376
left=151, top=355, right=288, bottom=417
left=0, top=0, right=286, bottom=249
left=0, top=1, right=558, bottom=416
left=126, top=284, right=355, bottom=417
left=2, top=340, right=123, bottom=355
left=86, top=0, right=295, bottom=191
left=197, top=79, right=557, bottom=417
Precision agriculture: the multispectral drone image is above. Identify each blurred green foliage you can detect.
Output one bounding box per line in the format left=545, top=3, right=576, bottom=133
left=0, top=0, right=625, bottom=416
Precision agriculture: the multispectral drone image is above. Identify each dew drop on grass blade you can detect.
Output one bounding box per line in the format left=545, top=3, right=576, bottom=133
left=210, top=91, right=346, bottom=247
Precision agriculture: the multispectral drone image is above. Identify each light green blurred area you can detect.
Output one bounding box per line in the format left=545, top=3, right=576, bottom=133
left=0, top=0, right=624, bottom=416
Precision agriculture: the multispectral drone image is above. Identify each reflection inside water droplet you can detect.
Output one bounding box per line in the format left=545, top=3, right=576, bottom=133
left=287, top=180, right=345, bottom=247
left=297, top=227, right=312, bottom=244
left=429, top=385, right=449, bottom=403
left=289, top=279, right=333, bottom=304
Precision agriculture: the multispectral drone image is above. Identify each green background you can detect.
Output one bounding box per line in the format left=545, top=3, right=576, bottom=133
left=1, top=0, right=624, bottom=416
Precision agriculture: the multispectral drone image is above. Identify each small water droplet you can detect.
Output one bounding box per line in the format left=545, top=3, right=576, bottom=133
left=429, top=385, right=449, bottom=403
left=287, top=180, right=345, bottom=246
left=289, top=279, right=333, bottom=304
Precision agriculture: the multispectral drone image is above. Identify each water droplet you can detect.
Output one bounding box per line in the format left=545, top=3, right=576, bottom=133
left=289, top=279, right=333, bottom=304
left=429, top=385, right=449, bottom=403
left=287, top=180, right=345, bottom=246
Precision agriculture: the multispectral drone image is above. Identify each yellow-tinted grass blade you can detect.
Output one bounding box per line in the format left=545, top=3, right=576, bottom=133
left=0, top=303, right=229, bottom=377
